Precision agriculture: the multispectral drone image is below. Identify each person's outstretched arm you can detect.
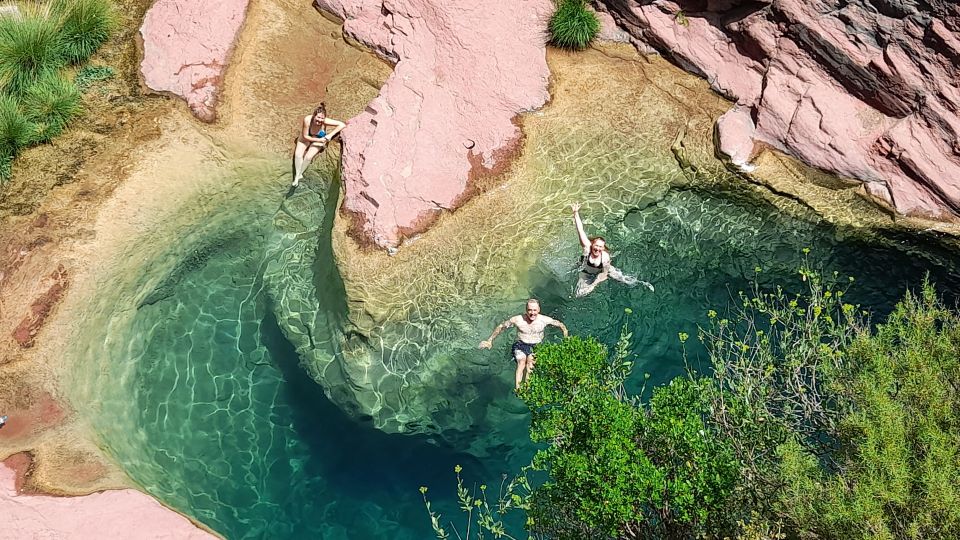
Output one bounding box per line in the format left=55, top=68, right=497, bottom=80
left=571, top=203, right=590, bottom=249
left=549, top=318, right=569, bottom=338
left=324, top=119, right=346, bottom=141
left=479, top=318, right=513, bottom=349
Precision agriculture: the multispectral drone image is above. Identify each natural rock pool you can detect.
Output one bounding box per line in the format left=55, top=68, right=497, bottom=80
left=59, top=48, right=960, bottom=539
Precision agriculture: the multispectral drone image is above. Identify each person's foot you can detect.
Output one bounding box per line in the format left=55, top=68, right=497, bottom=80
left=292, top=175, right=301, bottom=187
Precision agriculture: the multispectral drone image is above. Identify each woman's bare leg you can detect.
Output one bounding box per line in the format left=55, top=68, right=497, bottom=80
left=294, top=144, right=325, bottom=186
left=293, top=139, right=309, bottom=186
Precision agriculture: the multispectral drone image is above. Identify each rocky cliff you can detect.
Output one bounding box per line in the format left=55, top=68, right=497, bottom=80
left=600, top=0, right=960, bottom=220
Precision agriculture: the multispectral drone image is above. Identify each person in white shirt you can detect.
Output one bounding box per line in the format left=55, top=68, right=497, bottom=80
left=479, top=298, right=568, bottom=390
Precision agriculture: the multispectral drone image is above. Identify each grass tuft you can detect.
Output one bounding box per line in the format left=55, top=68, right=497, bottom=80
left=21, top=71, right=81, bottom=142
left=0, top=94, right=38, bottom=180
left=549, top=0, right=600, bottom=50
left=51, top=0, right=117, bottom=64
left=0, top=9, right=64, bottom=95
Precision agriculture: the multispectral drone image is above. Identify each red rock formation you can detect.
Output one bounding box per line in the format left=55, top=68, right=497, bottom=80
left=315, top=0, right=552, bottom=248
left=11, top=265, right=69, bottom=349
left=601, top=0, right=960, bottom=219
left=139, top=0, right=250, bottom=122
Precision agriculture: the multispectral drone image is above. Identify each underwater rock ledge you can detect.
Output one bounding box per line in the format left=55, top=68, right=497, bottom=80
left=600, top=0, right=960, bottom=222
left=314, top=0, right=552, bottom=249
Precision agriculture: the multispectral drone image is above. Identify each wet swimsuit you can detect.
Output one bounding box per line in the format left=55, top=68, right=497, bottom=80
left=580, top=248, right=608, bottom=277
left=511, top=341, right=535, bottom=360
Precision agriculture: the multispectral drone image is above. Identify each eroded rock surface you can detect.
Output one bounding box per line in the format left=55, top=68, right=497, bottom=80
left=314, top=0, right=552, bottom=248
left=140, top=0, right=250, bottom=122
left=0, top=460, right=215, bottom=539
left=601, top=0, right=960, bottom=219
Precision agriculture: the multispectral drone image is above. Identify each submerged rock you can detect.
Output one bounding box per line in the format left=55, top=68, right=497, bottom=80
left=600, top=0, right=960, bottom=221
left=314, top=0, right=552, bottom=249
left=140, top=0, right=250, bottom=122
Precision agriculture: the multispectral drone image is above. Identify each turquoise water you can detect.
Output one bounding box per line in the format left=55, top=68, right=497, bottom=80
left=101, top=178, right=960, bottom=538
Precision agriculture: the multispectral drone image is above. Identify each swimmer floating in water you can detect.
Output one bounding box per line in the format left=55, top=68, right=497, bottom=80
left=571, top=202, right=654, bottom=297
left=479, top=298, right=568, bottom=390
left=292, top=102, right=345, bottom=187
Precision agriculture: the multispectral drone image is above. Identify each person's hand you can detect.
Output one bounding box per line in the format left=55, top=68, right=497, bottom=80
left=478, top=340, right=492, bottom=349
left=570, top=202, right=581, bottom=213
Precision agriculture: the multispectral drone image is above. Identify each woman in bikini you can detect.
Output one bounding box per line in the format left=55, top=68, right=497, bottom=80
left=292, top=103, right=345, bottom=187
left=571, top=203, right=654, bottom=297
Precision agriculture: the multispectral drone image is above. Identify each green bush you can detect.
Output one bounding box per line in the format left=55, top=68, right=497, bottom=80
left=51, top=0, right=117, bottom=65
left=522, top=334, right=742, bottom=539
left=0, top=94, right=36, bottom=148
left=0, top=10, right=64, bottom=95
left=0, top=94, right=37, bottom=180
left=775, top=283, right=960, bottom=538
left=21, top=71, right=81, bottom=141
left=548, top=0, right=599, bottom=50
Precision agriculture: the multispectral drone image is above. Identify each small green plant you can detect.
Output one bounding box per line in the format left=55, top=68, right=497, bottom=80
left=74, top=64, right=114, bottom=92
left=21, top=71, right=81, bottom=141
left=548, top=0, right=599, bottom=50
left=0, top=9, right=64, bottom=95
left=675, top=10, right=689, bottom=27
left=0, top=0, right=115, bottom=181
left=0, top=94, right=37, bottom=180
left=51, top=0, right=117, bottom=64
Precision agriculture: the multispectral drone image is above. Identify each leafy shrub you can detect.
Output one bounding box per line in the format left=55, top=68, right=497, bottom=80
left=51, top=0, right=117, bottom=64
left=21, top=71, right=81, bottom=141
left=522, top=333, right=742, bottom=539
left=0, top=9, right=64, bottom=95
left=548, top=0, right=599, bottom=50
left=775, top=283, right=960, bottom=538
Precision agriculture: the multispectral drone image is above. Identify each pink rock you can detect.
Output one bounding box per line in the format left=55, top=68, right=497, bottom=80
left=140, top=0, right=250, bottom=122
left=715, top=107, right=756, bottom=170
left=0, top=462, right=216, bottom=539
left=315, top=0, right=552, bottom=248
left=595, top=9, right=632, bottom=43
left=602, top=0, right=960, bottom=221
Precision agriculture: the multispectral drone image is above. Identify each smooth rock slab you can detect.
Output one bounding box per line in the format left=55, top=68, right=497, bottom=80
left=140, top=0, right=250, bottom=122
left=315, top=0, right=552, bottom=248
left=0, top=461, right=215, bottom=539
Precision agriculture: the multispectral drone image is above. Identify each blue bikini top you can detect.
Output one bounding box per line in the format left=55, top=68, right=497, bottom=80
left=315, top=130, right=326, bottom=138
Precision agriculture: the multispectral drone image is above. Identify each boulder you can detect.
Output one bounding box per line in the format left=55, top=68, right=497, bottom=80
left=140, top=0, right=250, bottom=122
left=314, top=0, right=552, bottom=248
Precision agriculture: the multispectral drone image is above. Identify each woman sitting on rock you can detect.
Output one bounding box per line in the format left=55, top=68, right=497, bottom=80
left=292, top=102, right=345, bottom=187
left=571, top=203, right=654, bottom=297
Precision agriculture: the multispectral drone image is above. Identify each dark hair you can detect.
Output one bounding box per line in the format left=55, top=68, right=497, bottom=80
left=312, top=102, right=327, bottom=118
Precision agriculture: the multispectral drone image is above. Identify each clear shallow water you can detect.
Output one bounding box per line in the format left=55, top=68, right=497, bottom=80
left=115, top=181, right=960, bottom=539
